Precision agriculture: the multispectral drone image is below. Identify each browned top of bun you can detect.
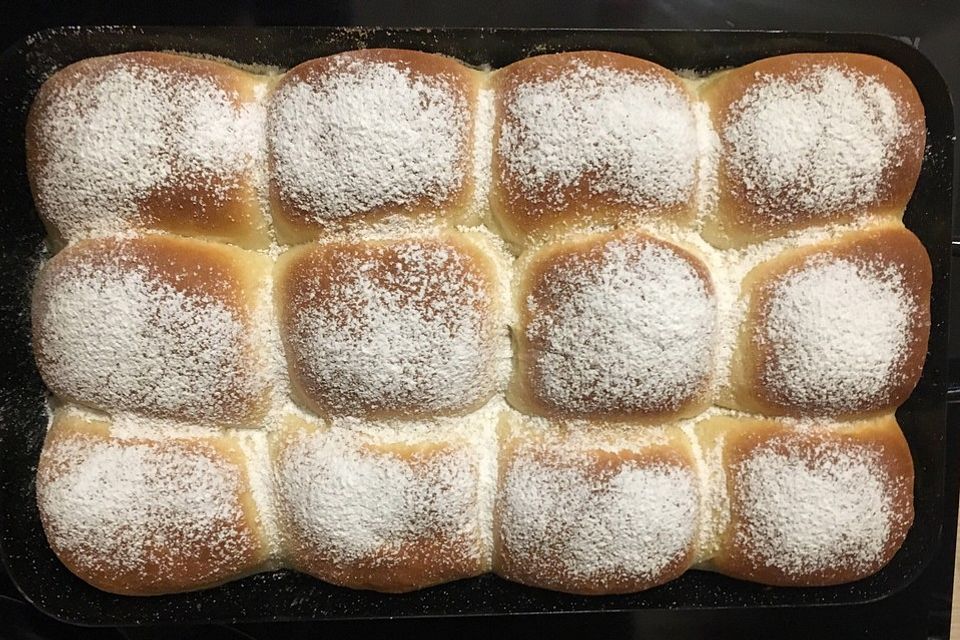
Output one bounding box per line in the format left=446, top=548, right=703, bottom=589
left=492, top=51, right=698, bottom=243
left=276, top=234, right=500, bottom=418
left=704, top=53, right=925, bottom=242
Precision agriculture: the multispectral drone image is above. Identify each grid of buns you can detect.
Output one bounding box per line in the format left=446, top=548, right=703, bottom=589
left=27, top=49, right=930, bottom=596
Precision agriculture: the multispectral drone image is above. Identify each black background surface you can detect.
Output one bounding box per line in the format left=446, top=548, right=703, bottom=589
left=0, top=2, right=957, bottom=639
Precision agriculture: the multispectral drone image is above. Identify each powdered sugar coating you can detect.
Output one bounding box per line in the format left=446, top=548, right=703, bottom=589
left=470, top=89, right=495, bottom=218
left=733, top=438, right=904, bottom=577
left=722, top=65, right=907, bottom=221
left=523, top=234, right=717, bottom=416
left=268, top=55, right=470, bottom=223
left=760, top=257, right=915, bottom=414
left=38, top=433, right=258, bottom=585
left=497, top=59, right=698, bottom=212
left=33, top=248, right=266, bottom=424
left=282, top=238, right=500, bottom=416
left=30, top=56, right=260, bottom=242
left=499, top=438, right=699, bottom=585
left=24, top=50, right=927, bottom=596
left=273, top=424, right=484, bottom=567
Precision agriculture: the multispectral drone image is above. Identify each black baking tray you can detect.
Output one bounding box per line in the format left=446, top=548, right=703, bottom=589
left=0, top=27, right=952, bottom=625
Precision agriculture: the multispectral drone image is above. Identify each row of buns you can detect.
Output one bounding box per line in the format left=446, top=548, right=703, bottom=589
left=26, top=49, right=925, bottom=250
left=31, top=225, right=931, bottom=425
left=37, top=404, right=913, bottom=595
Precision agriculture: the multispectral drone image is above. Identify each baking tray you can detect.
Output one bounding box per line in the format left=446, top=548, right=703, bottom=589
left=0, top=27, right=952, bottom=625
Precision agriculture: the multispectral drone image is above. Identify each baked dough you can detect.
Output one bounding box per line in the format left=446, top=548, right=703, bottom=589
left=32, top=235, right=273, bottom=426
left=270, top=408, right=496, bottom=592
left=275, top=232, right=505, bottom=418
left=491, top=51, right=699, bottom=245
left=35, top=408, right=274, bottom=595
left=494, top=414, right=700, bottom=594
left=509, top=230, right=717, bottom=421
left=26, top=52, right=270, bottom=248
left=699, top=414, right=913, bottom=586
left=723, top=225, right=931, bottom=418
left=266, top=49, right=483, bottom=243
left=25, top=48, right=930, bottom=597
left=701, top=53, right=925, bottom=247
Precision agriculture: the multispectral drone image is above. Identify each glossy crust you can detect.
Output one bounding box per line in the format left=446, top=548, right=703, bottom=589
left=701, top=53, right=925, bottom=247
left=36, top=410, right=271, bottom=595
left=490, top=51, right=698, bottom=245
left=494, top=416, right=700, bottom=594
left=32, top=235, right=272, bottom=425
left=270, top=413, right=490, bottom=592
left=274, top=232, right=503, bottom=419
left=702, top=415, right=913, bottom=586
left=723, top=225, right=931, bottom=418
left=26, top=52, right=270, bottom=248
left=266, top=49, right=482, bottom=244
left=509, top=230, right=716, bottom=421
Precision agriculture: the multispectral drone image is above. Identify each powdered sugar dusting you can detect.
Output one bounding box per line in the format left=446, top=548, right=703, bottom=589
left=693, top=100, right=720, bottom=226
left=735, top=439, right=901, bottom=576
left=680, top=419, right=729, bottom=562
left=234, top=430, right=283, bottom=563
left=285, top=239, right=499, bottom=416
left=31, top=59, right=261, bottom=242
left=33, top=254, right=265, bottom=424
left=470, top=88, right=495, bottom=219
left=39, top=433, right=256, bottom=581
left=723, top=65, right=907, bottom=220
left=498, top=60, right=697, bottom=211
left=26, top=49, right=928, bottom=595
left=268, top=56, right=469, bottom=222
left=762, top=256, right=914, bottom=413
left=525, top=235, right=716, bottom=415
left=500, top=437, right=699, bottom=582
left=274, top=423, right=485, bottom=566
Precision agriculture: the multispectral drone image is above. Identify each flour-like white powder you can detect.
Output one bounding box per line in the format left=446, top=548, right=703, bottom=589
left=33, top=247, right=265, bottom=424
left=525, top=234, right=717, bottom=415
left=31, top=58, right=260, bottom=242
left=285, top=238, right=499, bottom=416
left=267, top=56, right=469, bottom=222
left=734, top=439, right=902, bottom=576
left=761, top=256, right=914, bottom=414
left=498, top=60, right=698, bottom=211
left=470, top=88, right=496, bottom=219
left=38, top=433, right=255, bottom=581
left=722, top=65, right=907, bottom=220
left=273, top=423, right=483, bottom=566
left=500, top=439, right=699, bottom=583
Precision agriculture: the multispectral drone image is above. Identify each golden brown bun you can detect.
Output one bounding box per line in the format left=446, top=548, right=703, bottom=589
left=493, top=414, right=700, bottom=594
left=723, top=225, right=931, bottom=418
left=701, top=53, right=925, bottom=247
left=491, top=51, right=698, bottom=245
left=266, top=49, right=483, bottom=244
left=26, top=52, right=270, bottom=248
left=270, top=411, right=492, bottom=592
left=32, top=235, right=272, bottom=425
left=701, top=414, right=913, bottom=586
left=275, top=232, right=504, bottom=419
left=35, top=408, right=272, bottom=595
left=509, top=230, right=716, bottom=421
